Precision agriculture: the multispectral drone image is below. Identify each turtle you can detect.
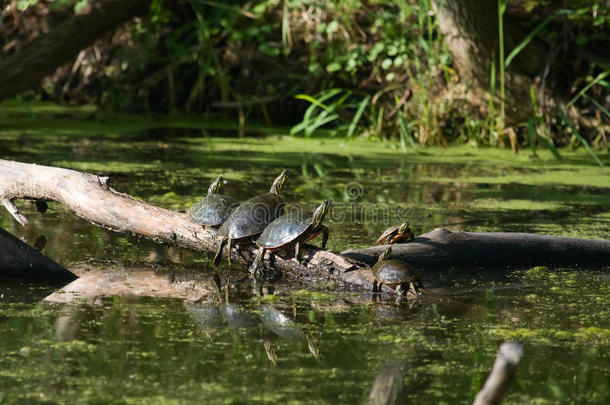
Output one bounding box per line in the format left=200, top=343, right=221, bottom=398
left=212, top=170, right=287, bottom=268
left=249, top=200, right=330, bottom=275
left=371, top=246, right=423, bottom=296
left=376, top=222, right=415, bottom=245
left=187, top=175, right=239, bottom=238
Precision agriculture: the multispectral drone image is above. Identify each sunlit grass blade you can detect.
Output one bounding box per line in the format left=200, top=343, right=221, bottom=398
left=568, top=70, right=610, bottom=107
left=303, top=113, right=340, bottom=137
left=291, top=89, right=344, bottom=136
left=505, top=9, right=574, bottom=68
left=583, top=94, right=610, bottom=121
left=304, top=92, right=350, bottom=137
left=527, top=118, right=538, bottom=157
left=528, top=117, right=562, bottom=160
left=398, top=113, right=420, bottom=153
left=559, top=111, right=604, bottom=167
left=347, top=95, right=371, bottom=139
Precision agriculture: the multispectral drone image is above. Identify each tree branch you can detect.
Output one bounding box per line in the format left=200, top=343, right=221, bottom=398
left=474, top=342, right=523, bottom=405
left=0, top=0, right=149, bottom=101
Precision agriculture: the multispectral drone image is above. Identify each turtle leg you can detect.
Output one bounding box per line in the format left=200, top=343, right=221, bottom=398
left=212, top=237, right=227, bottom=269
left=396, top=284, right=405, bottom=296
left=227, top=238, right=232, bottom=266
left=206, top=227, right=219, bottom=239
left=264, top=340, right=278, bottom=365
left=306, top=335, right=320, bottom=359
left=319, top=225, right=329, bottom=250
left=249, top=247, right=265, bottom=276
left=408, top=281, right=418, bottom=296
left=372, top=280, right=378, bottom=293
left=212, top=269, right=222, bottom=302
left=295, top=240, right=302, bottom=264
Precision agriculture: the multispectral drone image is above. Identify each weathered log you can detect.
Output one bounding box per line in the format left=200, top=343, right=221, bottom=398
left=0, top=159, right=375, bottom=291
left=1, top=159, right=609, bottom=292
left=0, top=226, right=77, bottom=282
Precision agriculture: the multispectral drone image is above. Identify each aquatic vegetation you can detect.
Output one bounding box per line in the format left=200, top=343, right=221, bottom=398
left=1, top=125, right=609, bottom=403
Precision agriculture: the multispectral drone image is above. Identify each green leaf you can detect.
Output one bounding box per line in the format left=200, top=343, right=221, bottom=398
left=381, top=58, right=393, bottom=70
left=558, top=111, right=604, bottom=167
left=505, top=9, right=575, bottom=68
left=397, top=114, right=420, bottom=153
left=326, top=62, right=342, bottom=73
left=527, top=118, right=538, bottom=157
left=568, top=70, right=610, bottom=107
left=347, top=96, right=371, bottom=139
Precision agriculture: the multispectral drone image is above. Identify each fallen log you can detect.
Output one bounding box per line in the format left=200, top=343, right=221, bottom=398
left=0, top=159, right=374, bottom=291
left=1, top=159, right=609, bottom=292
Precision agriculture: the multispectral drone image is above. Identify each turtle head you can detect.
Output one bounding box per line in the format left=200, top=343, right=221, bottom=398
left=397, top=222, right=410, bottom=235
left=270, top=170, right=287, bottom=194
left=208, top=175, right=223, bottom=195
left=311, top=199, right=330, bottom=227
left=377, top=246, right=392, bottom=263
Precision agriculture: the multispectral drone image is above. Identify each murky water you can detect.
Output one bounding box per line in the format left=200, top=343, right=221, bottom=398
left=1, top=126, right=609, bottom=404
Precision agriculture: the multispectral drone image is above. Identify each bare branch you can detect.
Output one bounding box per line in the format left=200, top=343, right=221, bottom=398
left=474, top=342, right=523, bottom=405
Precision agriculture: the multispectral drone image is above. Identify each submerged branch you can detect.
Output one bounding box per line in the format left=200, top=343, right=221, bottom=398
left=474, top=342, right=523, bottom=405
left=1, top=159, right=609, bottom=292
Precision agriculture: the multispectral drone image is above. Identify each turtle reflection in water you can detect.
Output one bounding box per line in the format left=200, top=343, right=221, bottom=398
left=376, top=222, right=415, bottom=245
left=261, top=305, right=319, bottom=364
left=184, top=301, right=319, bottom=365
left=371, top=246, right=423, bottom=296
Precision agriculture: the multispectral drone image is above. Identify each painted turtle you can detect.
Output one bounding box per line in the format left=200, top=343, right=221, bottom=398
left=249, top=200, right=330, bottom=275
left=376, top=222, right=415, bottom=244
left=212, top=170, right=287, bottom=268
left=371, top=246, right=423, bottom=296
left=187, top=175, right=239, bottom=238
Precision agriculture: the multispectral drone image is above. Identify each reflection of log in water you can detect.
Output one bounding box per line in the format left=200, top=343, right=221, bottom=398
left=366, top=362, right=408, bottom=405
left=2, top=159, right=609, bottom=293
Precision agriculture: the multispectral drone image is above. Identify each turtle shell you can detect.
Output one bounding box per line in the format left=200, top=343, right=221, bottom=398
left=256, top=213, right=311, bottom=249
left=376, top=225, right=401, bottom=244
left=219, top=192, right=284, bottom=239
left=372, top=259, right=421, bottom=288
left=188, top=194, right=239, bottom=227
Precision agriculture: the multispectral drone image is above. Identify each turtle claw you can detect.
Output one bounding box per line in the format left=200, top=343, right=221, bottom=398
left=206, top=227, right=219, bottom=239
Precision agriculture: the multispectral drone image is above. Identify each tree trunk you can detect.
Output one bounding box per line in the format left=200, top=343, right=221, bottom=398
left=1, top=159, right=609, bottom=292
left=0, top=0, right=149, bottom=101
left=430, top=0, right=547, bottom=124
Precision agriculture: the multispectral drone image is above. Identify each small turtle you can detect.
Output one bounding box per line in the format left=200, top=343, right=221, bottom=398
left=376, top=222, right=415, bottom=245
left=249, top=200, right=330, bottom=275
left=212, top=170, right=287, bottom=268
left=371, top=246, right=423, bottom=296
left=187, top=175, right=239, bottom=238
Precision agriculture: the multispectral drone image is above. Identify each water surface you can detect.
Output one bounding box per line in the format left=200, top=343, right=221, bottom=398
left=1, top=123, right=609, bottom=404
